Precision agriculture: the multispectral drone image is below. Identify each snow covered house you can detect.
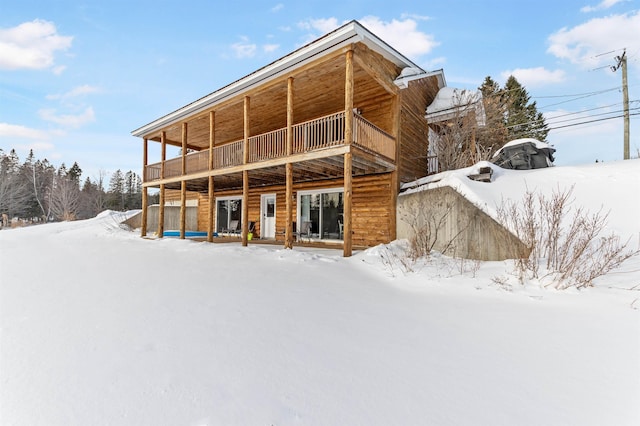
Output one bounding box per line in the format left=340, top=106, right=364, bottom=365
left=131, top=20, right=447, bottom=256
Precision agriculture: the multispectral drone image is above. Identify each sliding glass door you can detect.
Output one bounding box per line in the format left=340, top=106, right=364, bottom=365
left=298, top=188, right=343, bottom=240
left=216, top=197, right=242, bottom=232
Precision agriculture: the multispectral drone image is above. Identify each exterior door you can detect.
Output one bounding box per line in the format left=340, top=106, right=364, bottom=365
left=261, top=194, right=276, bottom=239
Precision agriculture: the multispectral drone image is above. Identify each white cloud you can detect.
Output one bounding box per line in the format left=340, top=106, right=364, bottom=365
left=0, top=19, right=72, bottom=71
left=39, top=107, right=95, bottom=128
left=547, top=11, right=640, bottom=68
left=297, top=16, right=439, bottom=59
left=271, top=3, right=284, bottom=12
left=359, top=16, right=440, bottom=58
left=46, top=85, right=101, bottom=102
left=501, top=67, right=567, bottom=87
left=580, top=0, right=627, bottom=13
left=0, top=122, right=50, bottom=139
left=263, top=44, right=279, bottom=53
left=231, top=36, right=257, bottom=58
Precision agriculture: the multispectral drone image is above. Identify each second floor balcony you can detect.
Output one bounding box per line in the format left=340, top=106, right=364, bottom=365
left=144, top=111, right=395, bottom=183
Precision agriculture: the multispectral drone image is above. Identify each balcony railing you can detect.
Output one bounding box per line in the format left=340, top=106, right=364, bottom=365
left=145, top=111, right=395, bottom=182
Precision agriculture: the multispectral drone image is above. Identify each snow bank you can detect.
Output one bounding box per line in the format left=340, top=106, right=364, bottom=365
left=1, top=162, right=639, bottom=426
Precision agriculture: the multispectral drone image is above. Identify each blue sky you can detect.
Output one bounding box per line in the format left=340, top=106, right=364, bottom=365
left=1, top=0, right=638, bottom=180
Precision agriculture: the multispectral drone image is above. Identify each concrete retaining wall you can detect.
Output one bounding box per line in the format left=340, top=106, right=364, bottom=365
left=397, top=186, right=530, bottom=261
left=124, top=205, right=199, bottom=234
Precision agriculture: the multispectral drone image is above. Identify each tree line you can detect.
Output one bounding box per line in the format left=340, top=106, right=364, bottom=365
left=0, top=149, right=147, bottom=223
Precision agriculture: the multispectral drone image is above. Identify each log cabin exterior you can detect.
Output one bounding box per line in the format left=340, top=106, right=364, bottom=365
left=131, top=20, right=446, bottom=256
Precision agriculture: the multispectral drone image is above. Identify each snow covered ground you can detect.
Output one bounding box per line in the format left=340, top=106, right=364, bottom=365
left=1, top=160, right=639, bottom=426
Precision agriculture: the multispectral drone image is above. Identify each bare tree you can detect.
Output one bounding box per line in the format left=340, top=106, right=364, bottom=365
left=49, top=174, right=80, bottom=221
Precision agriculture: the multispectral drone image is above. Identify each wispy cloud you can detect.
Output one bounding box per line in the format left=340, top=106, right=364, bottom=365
left=0, top=122, right=51, bottom=140
left=580, top=0, right=628, bottom=13
left=46, top=85, right=101, bottom=102
left=263, top=44, right=279, bottom=53
left=0, top=19, right=72, bottom=71
left=271, top=3, right=284, bottom=12
left=501, top=67, right=567, bottom=87
left=547, top=11, right=640, bottom=68
left=231, top=36, right=257, bottom=58
left=39, top=107, right=95, bottom=128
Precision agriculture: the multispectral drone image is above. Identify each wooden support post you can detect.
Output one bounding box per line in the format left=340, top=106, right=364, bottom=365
left=242, top=170, right=249, bottom=247
left=180, top=123, right=187, bottom=240
left=141, top=138, right=148, bottom=237
left=158, top=184, right=165, bottom=238
left=158, top=131, right=166, bottom=238
left=343, top=48, right=354, bottom=257
left=242, top=96, right=250, bottom=246
left=207, top=111, right=215, bottom=243
left=343, top=152, right=353, bottom=257
left=389, top=94, right=401, bottom=242
left=180, top=180, right=186, bottom=239
left=285, top=77, right=294, bottom=249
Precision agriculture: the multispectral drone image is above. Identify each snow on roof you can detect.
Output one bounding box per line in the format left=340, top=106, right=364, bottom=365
left=425, top=87, right=485, bottom=125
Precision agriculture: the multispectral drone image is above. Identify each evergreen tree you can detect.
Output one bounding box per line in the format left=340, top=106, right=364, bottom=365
left=107, top=169, right=125, bottom=210
left=503, top=76, right=549, bottom=142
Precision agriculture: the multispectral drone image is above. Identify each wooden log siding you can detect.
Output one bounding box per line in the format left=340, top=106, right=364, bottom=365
left=144, top=111, right=394, bottom=181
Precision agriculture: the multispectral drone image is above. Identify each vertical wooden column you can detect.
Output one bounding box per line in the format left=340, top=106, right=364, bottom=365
left=285, top=77, right=294, bottom=249
left=207, top=111, right=215, bottom=242
left=180, top=122, right=187, bottom=239
left=343, top=48, right=354, bottom=257
left=158, top=131, right=166, bottom=238
left=141, top=138, right=148, bottom=237
left=389, top=93, right=401, bottom=242
left=242, top=96, right=250, bottom=247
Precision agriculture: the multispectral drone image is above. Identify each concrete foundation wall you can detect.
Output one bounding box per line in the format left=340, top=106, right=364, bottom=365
left=397, top=186, right=530, bottom=261
left=124, top=206, right=199, bottom=234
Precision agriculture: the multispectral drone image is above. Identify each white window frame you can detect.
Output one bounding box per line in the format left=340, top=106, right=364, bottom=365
left=296, top=187, right=344, bottom=241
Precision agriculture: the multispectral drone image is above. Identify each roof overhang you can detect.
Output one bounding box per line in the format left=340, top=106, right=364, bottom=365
left=132, top=20, right=432, bottom=138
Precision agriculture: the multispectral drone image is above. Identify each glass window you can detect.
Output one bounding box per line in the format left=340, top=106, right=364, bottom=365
left=298, top=189, right=343, bottom=240
left=216, top=198, right=242, bottom=232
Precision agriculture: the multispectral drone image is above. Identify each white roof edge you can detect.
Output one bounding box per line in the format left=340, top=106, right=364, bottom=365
left=132, top=20, right=427, bottom=138
left=394, top=68, right=446, bottom=89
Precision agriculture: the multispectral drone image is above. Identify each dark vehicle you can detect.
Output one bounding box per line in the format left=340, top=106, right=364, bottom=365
left=492, top=138, right=556, bottom=170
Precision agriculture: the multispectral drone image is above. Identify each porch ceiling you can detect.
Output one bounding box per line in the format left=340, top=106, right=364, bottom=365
left=159, top=148, right=394, bottom=193
left=146, top=45, right=399, bottom=150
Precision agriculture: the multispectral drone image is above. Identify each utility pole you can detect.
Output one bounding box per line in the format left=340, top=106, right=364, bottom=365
left=611, top=49, right=630, bottom=159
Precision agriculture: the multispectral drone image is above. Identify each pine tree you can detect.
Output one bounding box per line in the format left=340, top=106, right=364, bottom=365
left=107, top=169, right=125, bottom=210
left=503, top=76, right=549, bottom=142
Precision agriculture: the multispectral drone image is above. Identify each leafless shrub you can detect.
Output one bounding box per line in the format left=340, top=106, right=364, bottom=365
left=497, top=186, right=639, bottom=289
left=399, top=196, right=465, bottom=260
